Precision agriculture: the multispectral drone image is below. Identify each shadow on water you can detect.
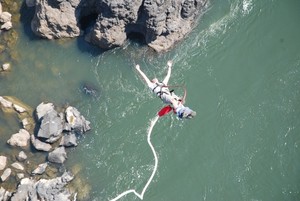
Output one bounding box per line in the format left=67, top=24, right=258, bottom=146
left=76, top=36, right=105, bottom=56
left=19, top=2, right=40, bottom=41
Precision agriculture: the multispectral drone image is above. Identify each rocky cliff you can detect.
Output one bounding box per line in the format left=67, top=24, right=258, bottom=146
left=29, top=0, right=208, bottom=52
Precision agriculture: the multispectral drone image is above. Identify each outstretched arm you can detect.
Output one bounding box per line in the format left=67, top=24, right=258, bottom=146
left=135, top=64, right=152, bottom=87
left=162, top=60, right=172, bottom=85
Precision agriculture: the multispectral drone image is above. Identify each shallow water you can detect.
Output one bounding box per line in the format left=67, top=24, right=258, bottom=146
left=1, top=0, right=300, bottom=200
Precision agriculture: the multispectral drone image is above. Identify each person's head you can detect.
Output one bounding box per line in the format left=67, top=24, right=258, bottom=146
left=151, top=78, right=159, bottom=83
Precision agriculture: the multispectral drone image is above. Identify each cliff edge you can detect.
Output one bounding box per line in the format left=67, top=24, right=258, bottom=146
left=30, top=0, right=208, bottom=52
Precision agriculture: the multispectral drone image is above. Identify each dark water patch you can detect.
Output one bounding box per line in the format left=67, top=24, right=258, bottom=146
left=76, top=35, right=105, bottom=56
left=19, top=2, right=39, bottom=40
left=80, top=81, right=100, bottom=98
left=126, top=30, right=147, bottom=47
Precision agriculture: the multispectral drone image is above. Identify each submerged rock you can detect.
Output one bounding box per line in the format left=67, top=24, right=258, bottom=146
left=11, top=162, right=24, bottom=171
left=80, top=82, right=99, bottom=97
left=32, top=162, right=48, bottom=175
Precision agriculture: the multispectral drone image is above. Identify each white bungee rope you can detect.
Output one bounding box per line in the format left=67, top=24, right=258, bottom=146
left=110, top=115, right=160, bottom=201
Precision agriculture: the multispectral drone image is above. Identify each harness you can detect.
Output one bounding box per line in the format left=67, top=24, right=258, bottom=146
left=152, top=82, right=170, bottom=99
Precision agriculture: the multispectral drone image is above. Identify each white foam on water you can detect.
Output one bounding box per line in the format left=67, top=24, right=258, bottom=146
left=242, top=0, right=253, bottom=15
left=109, top=115, right=159, bottom=201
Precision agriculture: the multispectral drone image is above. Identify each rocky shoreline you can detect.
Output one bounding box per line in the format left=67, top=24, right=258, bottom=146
left=0, top=96, right=91, bottom=201
left=28, top=0, right=208, bottom=52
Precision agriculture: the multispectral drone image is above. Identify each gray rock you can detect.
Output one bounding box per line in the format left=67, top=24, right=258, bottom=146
left=0, top=187, right=12, bottom=201
left=65, top=106, right=91, bottom=134
left=11, top=172, right=74, bottom=201
left=0, top=2, right=2, bottom=15
left=36, top=171, right=74, bottom=201
left=31, top=134, right=52, bottom=151
left=21, top=118, right=29, bottom=129
left=1, top=63, right=10, bottom=71
left=7, top=129, right=30, bottom=147
left=0, top=96, right=12, bottom=108
left=60, top=132, right=77, bottom=147
left=48, top=147, right=67, bottom=164
left=11, top=162, right=24, bottom=171
left=32, top=163, right=48, bottom=175
left=16, top=151, right=27, bottom=162
left=17, top=173, right=25, bottom=180
left=17, top=151, right=27, bottom=162
left=1, top=168, right=11, bottom=182
left=0, top=155, right=7, bottom=170
left=37, top=110, right=63, bottom=143
left=30, top=0, right=208, bottom=52
left=10, top=178, right=38, bottom=201
left=31, top=0, right=80, bottom=39
left=13, top=104, right=26, bottom=113
left=0, top=12, right=11, bottom=23
left=36, top=102, right=54, bottom=120
left=1, top=21, right=12, bottom=31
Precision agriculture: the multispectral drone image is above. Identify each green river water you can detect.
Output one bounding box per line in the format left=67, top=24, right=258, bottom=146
left=1, top=0, right=300, bottom=200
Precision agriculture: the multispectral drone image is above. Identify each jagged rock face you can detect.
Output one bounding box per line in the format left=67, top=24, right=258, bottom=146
left=31, top=0, right=208, bottom=52
left=31, top=0, right=81, bottom=39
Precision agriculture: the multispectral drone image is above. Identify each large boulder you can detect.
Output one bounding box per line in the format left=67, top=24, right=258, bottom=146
left=37, top=110, right=63, bottom=143
left=65, top=106, right=91, bottom=134
left=31, top=0, right=81, bottom=39
left=7, top=129, right=30, bottom=147
left=11, top=172, right=74, bottom=201
left=36, top=102, right=55, bottom=120
left=0, top=187, right=12, bottom=201
left=10, top=178, right=38, bottom=201
left=30, top=0, right=208, bottom=52
left=36, top=171, right=74, bottom=201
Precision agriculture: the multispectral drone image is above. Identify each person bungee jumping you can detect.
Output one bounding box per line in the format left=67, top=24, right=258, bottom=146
left=135, top=61, right=180, bottom=108
left=135, top=61, right=196, bottom=119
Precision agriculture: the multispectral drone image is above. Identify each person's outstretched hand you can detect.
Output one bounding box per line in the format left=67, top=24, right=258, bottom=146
left=167, top=60, right=172, bottom=67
